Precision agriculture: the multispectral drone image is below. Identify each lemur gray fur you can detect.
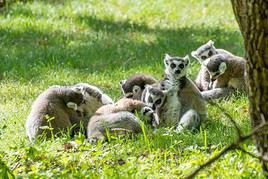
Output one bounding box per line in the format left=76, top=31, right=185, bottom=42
left=87, top=98, right=158, bottom=141
left=191, top=40, right=246, bottom=100
left=119, top=74, right=157, bottom=100
left=142, top=54, right=207, bottom=131
left=26, top=83, right=114, bottom=141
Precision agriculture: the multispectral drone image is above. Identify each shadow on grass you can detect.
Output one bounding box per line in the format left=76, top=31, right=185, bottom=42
left=0, top=8, right=244, bottom=82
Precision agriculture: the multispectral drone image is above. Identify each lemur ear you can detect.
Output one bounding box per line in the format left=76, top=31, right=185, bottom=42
left=144, top=84, right=152, bottom=90
left=184, top=55, right=189, bottom=59
left=219, top=62, right=227, bottom=73
left=184, top=55, right=190, bottom=65
left=162, top=90, right=168, bottom=97
left=165, top=53, right=171, bottom=59
left=164, top=54, right=171, bottom=65
left=49, top=85, right=61, bottom=89
left=208, top=40, right=215, bottom=46
left=191, top=51, right=203, bottom=64
left=202, top=59, right=210, bottom=71
left=67, top=102, right=78, bottom=111
left=191, top=51, right=198, bottom=59
left=71, top=86, right=83, bottom=94
left=132, top=85, right=141, bottom=94
left=119, top=80, right=127, bottom=87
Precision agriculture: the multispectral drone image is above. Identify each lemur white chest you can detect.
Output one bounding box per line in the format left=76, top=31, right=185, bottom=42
left=161, top=91, right=181, bottom=127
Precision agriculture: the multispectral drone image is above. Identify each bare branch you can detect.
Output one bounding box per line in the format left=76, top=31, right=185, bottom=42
left=185, top=122, right=268, bottom=179
left=185, top=143, right=237, bottom=179
left=236, top=146, right=268, bottom=162
left=207, top=100, right=242, bottom=137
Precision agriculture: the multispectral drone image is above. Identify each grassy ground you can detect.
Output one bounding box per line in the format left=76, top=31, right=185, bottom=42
left=0, top=0, right=263, bottom=178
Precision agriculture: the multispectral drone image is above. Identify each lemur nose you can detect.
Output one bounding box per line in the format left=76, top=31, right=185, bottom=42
left=210, top=77, right=216, bottom=82
left=152, top=104, right=156, bottom=110
left=175, top=69, right=181, bottom=74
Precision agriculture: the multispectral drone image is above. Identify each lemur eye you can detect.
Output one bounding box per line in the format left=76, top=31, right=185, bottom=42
left=155, top=99, right=162, bottom=105
left=215, top=72, right=220, bottom=76
left=148, top=96, right=153, bottom=103
left=178, top=64, right=184, bottom=69
left=208, top=50, right=213, bottom=57
left=165, top=60, right=169, bottom=65
left=125, top=93, right=133, bottom=98
left=170, top=63, right=176, bottom=69
left=175, top=69, right=181, bottom=74
left=185, top=60, right=189, bottom=66
left=201, top=56, right=206, bottom=60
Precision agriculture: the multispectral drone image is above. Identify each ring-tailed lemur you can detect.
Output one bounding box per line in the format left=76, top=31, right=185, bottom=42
left=142, top=83, right=182, bottom=127
left=142, top=54, right=207, bottom=131
left=191, top=40, right=233, bottom=62
left=87, top=98, right=158, bottom=141
left=26, top=83, right=114, bottom=141
left=191, top=40, right=246, bottom=100
left=119, top=74, right=157, bottom=100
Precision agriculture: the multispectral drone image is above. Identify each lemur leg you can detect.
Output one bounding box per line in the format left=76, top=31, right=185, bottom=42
left=201, top=87, right=235, bottom=101
left=176, top=109, right=200, bottom=132
left=198, top=68, right=211, bottom=91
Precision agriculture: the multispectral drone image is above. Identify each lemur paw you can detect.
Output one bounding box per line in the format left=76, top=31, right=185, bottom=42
left=142, top=106, right=154, bottom=117
left=141, top=107, right=160, bottom=127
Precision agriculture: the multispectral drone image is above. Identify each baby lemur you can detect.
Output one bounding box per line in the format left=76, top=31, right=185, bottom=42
left=191, top=40, right=246, bottom=100
left=142, top=54, right=207, bottom=131
left=26, top=83, right=114, bottom=141
left=87, top=98, right=157, bottom=141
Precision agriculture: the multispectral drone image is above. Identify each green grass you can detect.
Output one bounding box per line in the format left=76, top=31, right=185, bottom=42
left=0, top=0, right=263, bottom=178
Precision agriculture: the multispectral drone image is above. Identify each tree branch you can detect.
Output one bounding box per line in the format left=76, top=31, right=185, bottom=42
left=185, top=122, right=268, bottom=179
left=185, top=143, right=237, bottom=179
left=207, top=100, right=242, bottom=137
left=236, top=146, right=268, bottom=163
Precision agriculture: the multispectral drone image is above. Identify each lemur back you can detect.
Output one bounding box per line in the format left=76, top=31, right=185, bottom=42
left=26, top=86, right=85, bottom=141
left=119, top=74, right=157, bottom=100
left=87, top=98, right=151, bottom=141
left=26, top=83, right=114, bottom=141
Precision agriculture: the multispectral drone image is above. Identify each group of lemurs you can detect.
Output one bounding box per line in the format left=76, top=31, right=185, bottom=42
left=25, top=40, right=246, bottom=142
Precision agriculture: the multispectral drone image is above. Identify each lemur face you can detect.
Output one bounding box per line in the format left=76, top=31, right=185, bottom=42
left=119, top=79, right=142, bottom=100
left=164, top=54, right=190, bottom=80
left=119, top=74, right=157, bottom=100
left=203, top=54, right=227, bottom=81
left=191, top=40, right=217, bottom=63
left=143, top=85, right=166, bottom=110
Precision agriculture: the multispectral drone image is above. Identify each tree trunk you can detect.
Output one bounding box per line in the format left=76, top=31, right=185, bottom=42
left=231, top=0, right=268, bottom=174
left=0, top=0, right=5, bottom=8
